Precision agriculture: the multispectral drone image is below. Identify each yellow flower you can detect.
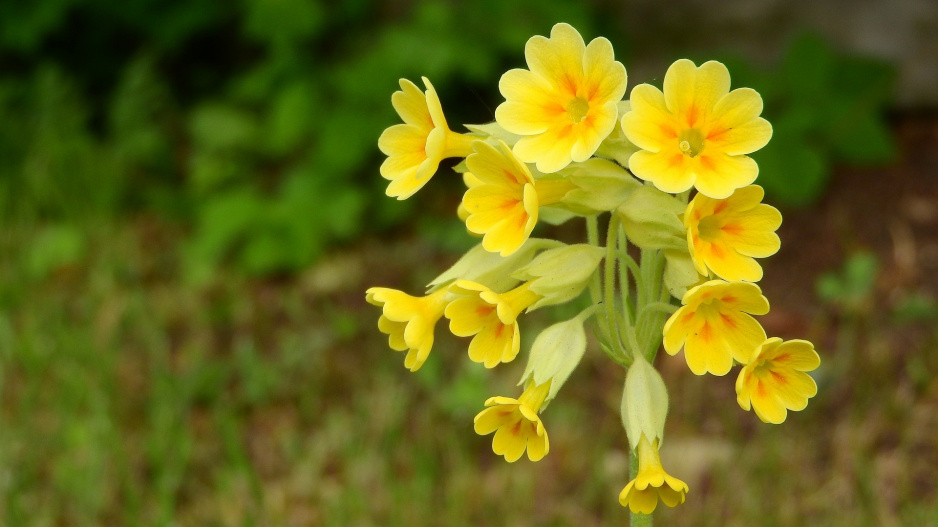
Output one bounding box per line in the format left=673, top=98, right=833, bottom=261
left=444, top=279, right=542, bottom=368
left=619, top=434, right=689, bottom=514
left=495, top=23, right=627, bottom=173
left=365, top=287, right=450, bottom=371
left=378, top=77, right=475, bottom=199
left=685, top=185, right=782, bottom=282
left=462, top=140, right=576, bottom=256
left=736, top=338, right=820, bottom=424
left=473, top=380, right=551, bottom=462
left=663, top=280, right=769, bottom=376
left=622, top=59, right=773, bottom=199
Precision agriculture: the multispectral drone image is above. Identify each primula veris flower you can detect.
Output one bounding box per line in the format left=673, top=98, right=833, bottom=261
left=663, top=280, right=769, bottom=376
left=474, top=380, right=551, bottom=462
left=444, top=279, right=542, bottom=368
left=736, top=338, right=820, bottom=424
left=378, top=77, right=475, bottom=199
left=619, top=434, right=689, bottom=514
left=462, top=140, right=575, bottom=256
left=685, top=185, right=782, bottom=282
left=495, top=23, right=627, bottom=173
left=622, top=59, right=772, bottom=199
left=365, top=287, right=450, bottom=371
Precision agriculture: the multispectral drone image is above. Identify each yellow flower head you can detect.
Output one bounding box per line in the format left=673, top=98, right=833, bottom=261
left=495, top=23, right=628, bottom=173
left=378, top=77, right=475, bottom=200
left=365, top=287, right=450, bottom=371
left=736, top=338, right=820, bottom=424
left=622, top=59, right=773, bottom=199
left=663, top=280, right=769, bottom=376
left=462, top=140, right=574, bottom=256
left=685, top=185, right=782, bottom=282
left=444, top=279, right=542, bottom=368
left=473, top=380, right=551, bottom=462
left=619, top=434, right=689, bottom=514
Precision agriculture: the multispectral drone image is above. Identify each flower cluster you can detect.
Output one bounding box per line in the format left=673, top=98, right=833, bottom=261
left=367, top=23, right=820, bottom=518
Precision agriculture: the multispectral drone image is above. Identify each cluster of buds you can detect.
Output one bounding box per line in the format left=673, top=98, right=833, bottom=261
left=367, top=23, right=820, bottom=516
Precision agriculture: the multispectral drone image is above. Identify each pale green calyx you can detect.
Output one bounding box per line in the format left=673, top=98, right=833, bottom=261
left=594, top=101, right=640, bottom=166
left=620, top=353, right=669, bottom=450
left=464, top=121, right=523, bottom=147
left=553, top=158, right=642, bottom=215
left=512, top=243, right=605, bottom=310
left=663, top=248, right=702, bottom=299
left=618, top=184, right=686, bottom=250
left=519, top=307, right=595, bottom=405
left=426, top=238, right=563, bottom=293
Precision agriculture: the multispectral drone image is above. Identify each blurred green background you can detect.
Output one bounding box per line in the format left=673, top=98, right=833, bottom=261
left=1, top=0, right=936, bottom=525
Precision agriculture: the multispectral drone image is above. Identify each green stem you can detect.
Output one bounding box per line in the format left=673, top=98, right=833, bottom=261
left=587, top=215, right=611, bottom=345
left=618, top=228, right=631, bottom=323
left=604, top=214, right=628, bottom=362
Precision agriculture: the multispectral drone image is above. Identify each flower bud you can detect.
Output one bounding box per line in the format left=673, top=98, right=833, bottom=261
left=618, top=185, right=686, bottom=250
left=620, top=353, right=669, bottom=450
left=520, top=312, right=591, bottom=405
left=511, top=244, right=604, bottom=310
left=427, top=238, right=562, bottom=293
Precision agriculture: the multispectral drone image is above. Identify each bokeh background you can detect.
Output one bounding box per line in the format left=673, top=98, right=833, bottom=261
left=1, top=0, right=937, bottom=525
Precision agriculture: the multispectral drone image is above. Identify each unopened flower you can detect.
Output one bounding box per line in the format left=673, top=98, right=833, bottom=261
left=378, top=77, right=475, bottom=199
left=495, top=23, right=627, bottom=173
left=663, top=280, right=769, bottom=376
left=622, top=59, right=772, bottom=199
left=736, top=338, right=820, bottom=424
left=462, top=140, right=575, bottom=256
left=365, top=287, right=450, bottom=371
left=685, top=185, right=782, bottom=282
left=619, top=434, right=689, bottom=514
left=474, top=380, right=551, bottom=462
left=444, top=279, right=542, bottom=368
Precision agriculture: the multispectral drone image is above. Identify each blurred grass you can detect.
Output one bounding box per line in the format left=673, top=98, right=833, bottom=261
left=2, top=217, right=937, bottom=526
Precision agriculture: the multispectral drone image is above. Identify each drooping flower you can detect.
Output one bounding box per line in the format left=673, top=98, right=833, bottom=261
left=618, top=434, right=689, bottom=514
left=685, top=185, right=782, bottom=282
left=736, top=338, right=820, bottom=424
left=462, top=140, right=576, bottom=256
left=444, top=279, right=542, bottom=368
left=378, top=77, right=476, bottom=199
left=495, top=23, right=627, bottom=173
left=663, top=280, right=769, bottom=376
left=473, top=380, right=551, bottom=462
left=622, top=59, right=773, bottom=199
left=365, top=286, right=450, bottom=371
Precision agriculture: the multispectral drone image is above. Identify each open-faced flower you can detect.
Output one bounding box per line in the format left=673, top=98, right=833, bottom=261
left=365, top=286, right=451, bottom=371
left=378, top=77, right=476, bottom=199
left=663, top=280, right=769, bottom=376
left=622, top=59, right=772, bottom=199
left=685, top=185, right=782, bottom=282
left=619, top=434, right=689, bottom=514
left=462, top=140, right=576, bottom=256
left=495, top=23, right=627, bottom=173
left=444, top=279, right=542, bottom=368
left=473, top=380, right=551, bottom=462
left=736, top=338, right=820, bottom=424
